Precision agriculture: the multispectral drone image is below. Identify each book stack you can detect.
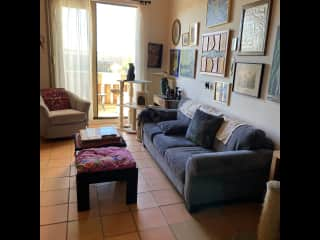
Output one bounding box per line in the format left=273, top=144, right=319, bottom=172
left=75, top=127, right=125, bottom=150
left=80, top=127, right=120, bottom=141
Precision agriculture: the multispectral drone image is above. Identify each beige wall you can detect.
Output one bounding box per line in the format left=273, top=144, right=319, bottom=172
left=167, top=0, right=280, bottom=146
left=40, top=0, right=51, bottom=89
left=135, top=0, right=170, bottom=103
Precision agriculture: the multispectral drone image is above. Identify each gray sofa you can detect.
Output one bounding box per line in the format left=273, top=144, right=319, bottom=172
left=139, top=99, right=274, bottom=212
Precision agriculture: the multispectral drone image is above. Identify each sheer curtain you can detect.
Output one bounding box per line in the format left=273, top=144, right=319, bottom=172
left=49, top=0, right=93, bottom=119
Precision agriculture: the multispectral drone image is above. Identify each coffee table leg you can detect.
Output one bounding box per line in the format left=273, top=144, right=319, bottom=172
left=76, top=174, right=90, bottom=211
left=126, top=168, right=138, bottom=204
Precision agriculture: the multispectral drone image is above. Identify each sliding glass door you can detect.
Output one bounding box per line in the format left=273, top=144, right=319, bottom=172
left=95, top=3, right=137, bottom=118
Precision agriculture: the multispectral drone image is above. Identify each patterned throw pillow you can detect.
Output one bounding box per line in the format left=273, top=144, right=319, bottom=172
left=185, top=109, right=224, bottom=148
left=41, top=88, right=71, bottom=111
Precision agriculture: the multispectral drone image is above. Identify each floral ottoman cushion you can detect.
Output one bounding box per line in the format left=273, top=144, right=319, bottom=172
left=75, top=147, right=136, bottom=173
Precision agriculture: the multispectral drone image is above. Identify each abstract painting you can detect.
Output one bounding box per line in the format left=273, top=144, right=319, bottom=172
left=200, top=30, right=229, bottom=77
left=267, top=26, right=280, bottom=103
left=238, top=0, right=271, bottom=55
left=179, top=49, right=197, bottom=79
left=233, top=62, right=264, bottom=98
left=147, top=43, right=163, bottom=68
left=169, top=49, right=181, bottom=77
left=206, top=0, right=229, bottom=27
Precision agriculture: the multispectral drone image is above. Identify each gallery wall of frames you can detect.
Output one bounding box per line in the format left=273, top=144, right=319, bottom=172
left=167, top=0, right=280, bottom=106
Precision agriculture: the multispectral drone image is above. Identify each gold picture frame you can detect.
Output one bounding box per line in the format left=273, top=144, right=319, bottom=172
left=172, top=19, right=181, bottom=46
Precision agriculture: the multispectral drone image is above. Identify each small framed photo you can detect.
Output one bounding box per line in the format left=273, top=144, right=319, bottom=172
left=169, top=49, right=181, bottom=77
left=233, top=62, right=264, bottom=98
left=213, top=81, right=230, bottom=105
left=182, top=32, right=190, bottom=46
left=147, top=42, right=163, bottom=68
left=189, top=22, right=199, bottom=46
left=231, top=37, right=238, bottom=51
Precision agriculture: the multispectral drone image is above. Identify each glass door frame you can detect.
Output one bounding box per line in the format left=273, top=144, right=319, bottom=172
left=91, top=0, right=138, bottom=119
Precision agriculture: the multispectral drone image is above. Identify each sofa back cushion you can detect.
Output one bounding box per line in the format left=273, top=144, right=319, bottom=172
left=157, top=120, right=190, bottom=135
left=186, top=109, right=224, bottom=148
left=224, top=125, right=274, bottom=151
left=41, top=88, right=71, bottom=111
left=178, top=98, right=201, bottom=119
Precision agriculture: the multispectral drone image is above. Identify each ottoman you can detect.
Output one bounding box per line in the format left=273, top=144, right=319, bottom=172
left=75, top=147, right=138, bottom=211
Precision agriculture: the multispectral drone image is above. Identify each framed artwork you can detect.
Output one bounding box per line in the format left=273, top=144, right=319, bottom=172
left=179, top=49, right=197, bottom=79
left=213, top=81, right=230, bottom=105
left=189, top=22, right=199, bottom=46
left=238, top=0, right=272, bottom=55
left=206, top=0, right=230, bottom=27
left=267, top=26, right=280, bottom=103
left=231, top=37, right=238, bottom=51
left=233, top=62, right=264, bottom=98
left=200, top=30, right=229, bottom=77
left=172, top=19, right=181, bottom=46
left=182, top=33, right=190, bottom=46
left=169, top=49, right=181, bottom=77
left=147, top=43, right=163, bottom=68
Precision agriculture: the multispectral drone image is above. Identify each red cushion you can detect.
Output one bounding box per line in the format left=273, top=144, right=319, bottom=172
left=41, top=88, right=71, bottom=111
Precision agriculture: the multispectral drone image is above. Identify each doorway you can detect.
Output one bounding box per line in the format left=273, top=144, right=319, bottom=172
left=95, top=3, right=137, bottom=118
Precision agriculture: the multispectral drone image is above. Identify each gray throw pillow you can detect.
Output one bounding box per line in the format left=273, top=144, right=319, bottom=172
left=185, top=109, right=224, bottom=148
left=157, top=120, right=189, bottom=135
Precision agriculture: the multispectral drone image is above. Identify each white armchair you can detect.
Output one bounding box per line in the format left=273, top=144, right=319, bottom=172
left=40, top=88, right=90, bottom=139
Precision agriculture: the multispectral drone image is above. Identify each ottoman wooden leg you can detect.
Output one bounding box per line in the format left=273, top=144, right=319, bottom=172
left=126, top=168, right=138, bottom=204
left=76, top=174, right=90, bottom=211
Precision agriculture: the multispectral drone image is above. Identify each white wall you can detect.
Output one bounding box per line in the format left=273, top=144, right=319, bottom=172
left=40, top=0, right=51, bottom=89
left=167, top=0, right=280, bottom=147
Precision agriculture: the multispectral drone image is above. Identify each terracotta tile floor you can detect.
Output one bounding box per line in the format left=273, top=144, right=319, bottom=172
left=40, top=120, right=261, bottom=240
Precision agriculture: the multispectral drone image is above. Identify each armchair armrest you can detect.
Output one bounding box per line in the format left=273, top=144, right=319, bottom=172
left=66, top=91, right=91, bottom=115
left=186, top=149, right=273, bottom=177
left=138, top=107, right=177, bottom=125
left=40, top=96, right=50, bottom=118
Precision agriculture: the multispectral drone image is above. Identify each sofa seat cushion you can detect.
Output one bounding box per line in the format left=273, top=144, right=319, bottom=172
left=153, top=134, right=196, bottom=156
left=49, top=109, right=86, bottom=125
left=164, top=146, right=213, bottom=183
left=143, top=123, right=163, bottom=141
left=75, top=147, right=136, bottom=173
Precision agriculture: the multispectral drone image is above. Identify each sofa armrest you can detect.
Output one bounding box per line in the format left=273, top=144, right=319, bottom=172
left=186, top=149, right=273, bottom=177
left=138, top=107, right=177, bottom=125
left=66, top=91, right=91, bottom=116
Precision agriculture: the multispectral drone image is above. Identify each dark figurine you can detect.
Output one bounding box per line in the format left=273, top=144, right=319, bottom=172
left=160, top=77, right=168, bottom=96
left=126, top=63, right=135, bottom=81
left=166, top=86, right=171, bottom=98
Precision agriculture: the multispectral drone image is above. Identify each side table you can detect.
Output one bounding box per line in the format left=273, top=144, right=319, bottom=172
left=269, top=150, right=280, bottom=181
left=153, top=94, right=179, bottom=109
